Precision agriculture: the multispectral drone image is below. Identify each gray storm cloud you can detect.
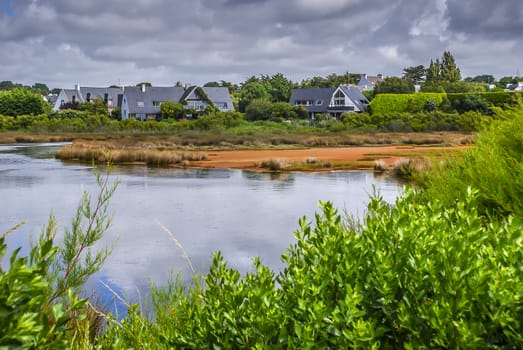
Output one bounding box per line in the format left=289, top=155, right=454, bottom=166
left=0, top=0, right=521, bottom=88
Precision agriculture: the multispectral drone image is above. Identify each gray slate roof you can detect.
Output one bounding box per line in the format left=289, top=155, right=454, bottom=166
left=124, top=86, right=234, bottom=114
left=289, top=88, right=335, bottom=113
left=338, top=85, right=369, bottom=112
left=201, top=87, right=234, bottom=109
left=60, top=87, right=123, bottom=107
left=124, top=86, right=186, bottom=114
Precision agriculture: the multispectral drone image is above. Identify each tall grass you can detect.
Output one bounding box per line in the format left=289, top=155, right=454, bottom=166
left=56, top=144, right=208, bottom=167
left=419, top=109, right=523, bottom=216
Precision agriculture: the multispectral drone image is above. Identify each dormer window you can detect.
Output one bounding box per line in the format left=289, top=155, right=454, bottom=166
left=152, top=101, right=162, bottom=107
left=137, top=101, right=144, bottom=107
left=315, top=100, right=323, bottom=105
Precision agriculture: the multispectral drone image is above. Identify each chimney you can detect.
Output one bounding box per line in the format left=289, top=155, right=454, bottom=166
left=141, top=84, right=146, bottom=93
left=74, top=84, right=80, bottom=91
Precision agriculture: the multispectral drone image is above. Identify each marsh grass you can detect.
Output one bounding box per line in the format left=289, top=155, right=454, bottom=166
left=56, top=144, right=208, bottom=167
left=260, top=158, right=289, bottom=171
left=392, top=157, right=432, bottom=178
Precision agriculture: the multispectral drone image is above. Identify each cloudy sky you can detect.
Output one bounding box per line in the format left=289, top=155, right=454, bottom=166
left=1, top=0, right=522, bottom=89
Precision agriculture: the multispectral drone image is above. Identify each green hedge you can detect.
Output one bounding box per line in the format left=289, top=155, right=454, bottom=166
left=447, top=91, right=523, bottom=107
left=369, top=93, right=446, bottom=114
left=369, top=92, right=523, bottom=115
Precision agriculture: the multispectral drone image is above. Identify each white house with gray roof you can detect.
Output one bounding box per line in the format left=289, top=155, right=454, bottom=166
left=121, top=85, right=234, bottom=120
left=290, top=85, right=369, bottom=119
left=53, top=85, right=123, bottom=112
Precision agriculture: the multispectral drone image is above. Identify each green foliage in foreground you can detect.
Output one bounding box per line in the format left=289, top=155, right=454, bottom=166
left=98, top=189, right=523, bottom=349
left=0, top=172, right=117, bottom=349
left=420, top=111, right=523, bottom=217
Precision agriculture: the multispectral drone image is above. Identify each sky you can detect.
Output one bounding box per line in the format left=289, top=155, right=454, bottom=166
left=1, top=0, right=522, bottom=89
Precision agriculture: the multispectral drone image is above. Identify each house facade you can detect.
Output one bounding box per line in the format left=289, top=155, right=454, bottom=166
left=53, top=85, right=123, bottom=111
left=357, top=74, right=383, bottom=91
left=121, top=85, right=234, bottom=121
left=289, top=85, right=369, bottom=119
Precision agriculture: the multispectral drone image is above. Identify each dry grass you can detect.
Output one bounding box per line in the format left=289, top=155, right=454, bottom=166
left=392, top=157, right=432, bottom=178
left=260, top=158, right=289, bottom=171
left=56, top=143, right=207, bottom=167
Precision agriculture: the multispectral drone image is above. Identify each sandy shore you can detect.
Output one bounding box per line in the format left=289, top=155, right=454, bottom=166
left=191, top=145, right=467, bottom=170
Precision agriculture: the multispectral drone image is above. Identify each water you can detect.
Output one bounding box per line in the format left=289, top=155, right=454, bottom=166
left=0, top=143, right=401, bottom=310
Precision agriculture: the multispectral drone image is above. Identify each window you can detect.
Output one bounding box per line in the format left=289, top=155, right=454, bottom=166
left=104, top=93, right=109, bottom=103
left=86, top=92, right=91, bottom=102
left=137, top=101, right=144, bottom=107
left=72, top=95, right=76, bottom=103
left=315, top=99, right=323, bottom=105
left=333, top=90, right=345, bottom=106
left=295, top=99, right=314, bottom=106
left=152, top=101, right=162, bottom=107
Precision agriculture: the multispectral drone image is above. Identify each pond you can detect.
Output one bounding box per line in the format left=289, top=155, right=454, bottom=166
left=0, top=143, right=401, bottom=310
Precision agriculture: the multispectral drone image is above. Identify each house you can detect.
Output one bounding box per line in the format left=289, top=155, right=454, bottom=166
left=53, top=85, right=123, bottom=112
left=121, top=85, right=234, bottom=121
left=289, top=85, right=369, bottom=119
left=357, top=74, right=383, bottom=91
left=505, top=82, right=523, bottom=91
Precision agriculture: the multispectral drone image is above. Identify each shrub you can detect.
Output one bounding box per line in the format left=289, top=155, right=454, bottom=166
left=0, top=172, right=117, bottom=348
left=99, top=189, right=523, bottom=348
left=0, top=88, right=49, bottom=116
left=420, top=110, right=523, bottom=216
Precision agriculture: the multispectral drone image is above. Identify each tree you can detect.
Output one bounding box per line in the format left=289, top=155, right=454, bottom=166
left=374, top=77, right=414, bottom=95
left=466, top=75, right=495, bottom=84
left=498, top=76, right=517, bottom=88
left=160, top=101, right=185, bottom=119
left=77, top=99, right=109, bottom=116
left=136, top=82, right=152, bottom=87
left=0, top=88, right=48, bottom=116
left=440, top=51, right=461, bottom=82
left=239, top=82, right=269, bottom=112
left=0, top=80, right=22, bottom=91
left=31, top=83, right=50, bottom=96
left=402, top=65, right=426, bottom=84
left=426, top=59, right=441, bottom=84
left=204, top=81, right=220, bottom=87
left=265, top=73, right=296, bottom=103
left=245, top=98, right=273, bottom=121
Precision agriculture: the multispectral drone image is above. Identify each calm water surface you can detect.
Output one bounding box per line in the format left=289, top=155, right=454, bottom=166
left=1, top=143, right=401, bottom=307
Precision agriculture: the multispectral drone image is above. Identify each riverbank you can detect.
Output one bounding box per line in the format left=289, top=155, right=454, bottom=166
left=0, top=131, right=471, bottom=171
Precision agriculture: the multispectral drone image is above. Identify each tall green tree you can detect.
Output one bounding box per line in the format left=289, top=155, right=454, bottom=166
left=238, top=82, right=269, bottom=112
left=440, top=51, right=461, bottom=82
left=425, top=59, right=441, bottom=84
left=265, top=73, right=296, bottom=103
left=402, top=65, right=426, bottom=84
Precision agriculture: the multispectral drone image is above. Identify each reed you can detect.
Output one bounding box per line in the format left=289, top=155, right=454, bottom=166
left=260, top=158, right=289, bottom=171
left=55, top=144, right=208, bottom=167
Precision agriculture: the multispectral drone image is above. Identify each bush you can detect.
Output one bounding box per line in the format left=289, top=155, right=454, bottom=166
left=1, top=172, right=117, bottom=348
left=0, top=88, right=49, bottom=116
left=420, top=110, right=523, bottom=216
left=99, top=189, right=523, bottom=348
